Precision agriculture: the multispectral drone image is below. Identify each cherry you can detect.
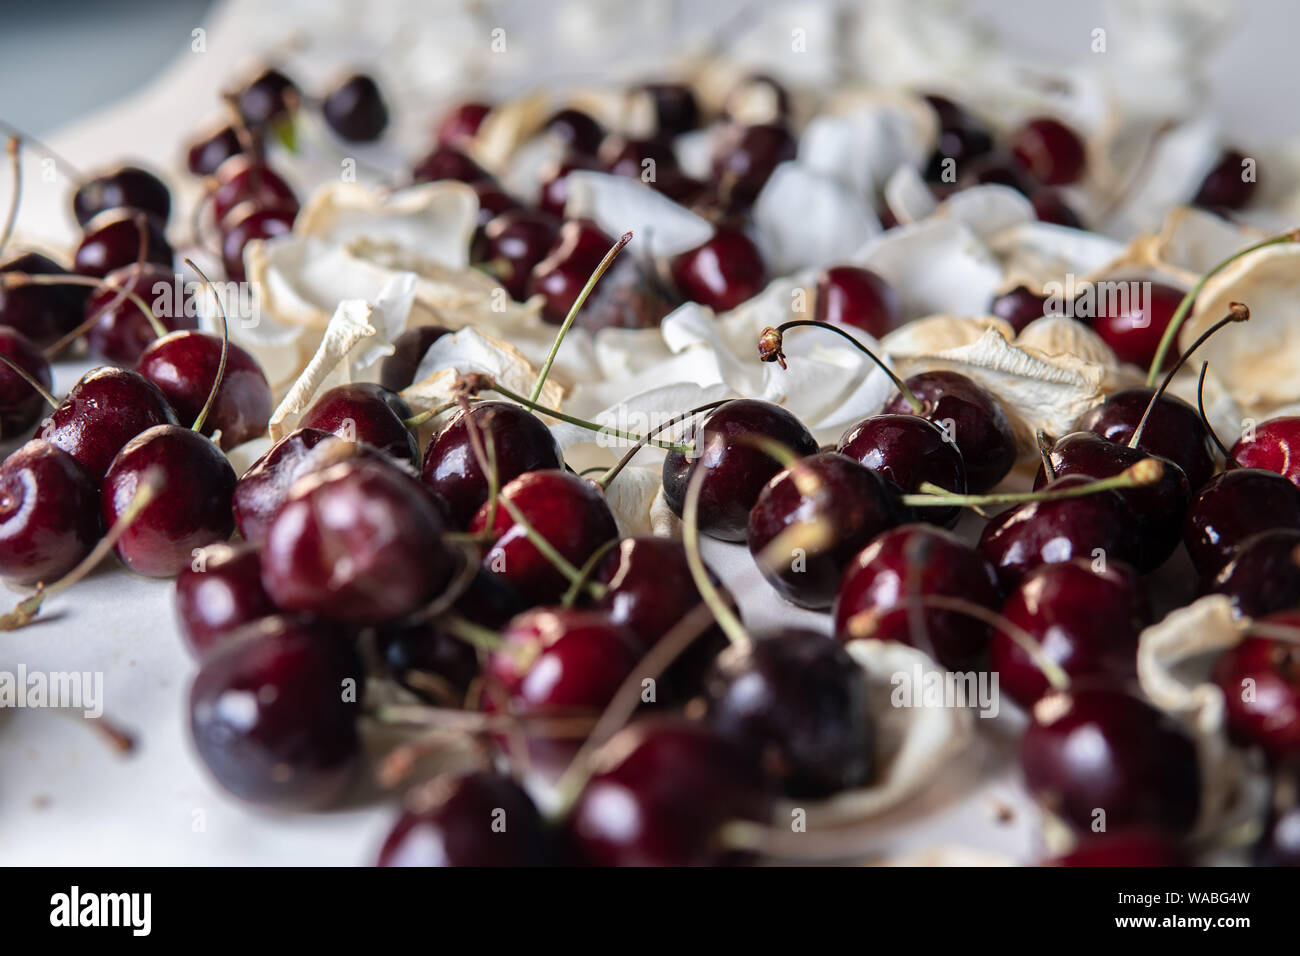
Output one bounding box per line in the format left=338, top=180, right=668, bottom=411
left=571, top=252, right=677, bottom=331
left=990, top=559, right=1148, bottom=709
left=0, top=252, right=84, bottom=346
left=261, top=457, right=455, bottom=623
left=73, top=165, right=171, bottom=227
left=322, top=73, right=388, bottom=142
left=669, top=225, right=767, bottom=313
left=1230, top=416, right=1300, bottom=489
left=475, top=209, right=560, bottom=301
left=411, top=145, right=491, bottom=185
left=1086, top=281, right=1186, bottom=370
left=298, top=382, right=418, bottom=464
left=1183, top=468, right=1300, bottom=575
left=1193, top=149, right=1255, bottom=211
left=421, top=400, right=562, bottom=529
left=469, top=179, right=521, bottom=229
left=101, top=424, right=236, bottom=577
left=189, top=615, right=362, bottom=809
left=989, top=285, right=1049, bottom=334
left=1256, top=762, right=1300, bottom=865
left=435, top=101, right=492, bottom=147
left=543, top=108, right=604, bottom=157
left=234, top=67, right=299, bottom=128
left=636, top=82, right=700, bottom=136
left=1075, top=386, right=1215, bottom=491
left=0, top=440, right=99, bottom=585
left=661, top=399, right=818, bottom=542
left=378, top=771, right=549, bottom=866
left=1021, top=687, right=1200, bottom=835
left=1213, top=616, right=1300, bottom=763
left=186, top=124, right=245, bottom=176
left=211, top=156, right=298, bottom=225
left=41, top=366, right=178, bottom=482
left=958, top=153, right=1035, bottom=195
left=74, top=210, right=172, bottom=278
left=1031, top=189, right=1084, bottom=229
left=220, top=202, right=294, bottom=282
left=710, top=123, right=796, bottom=209
left=814, top=266, right=903, bottom=338
left=84, top=263, right=196, bottom=364
left=232, top=427, right=334, bottom=544
left=564, top=718, right=773, bottom=866
left=379, top=324, right=451, bottom=391
left=526, top=218, right=615, bottom=324
left=1206, top=529, right=1300, bottom=618
left=748, top=452, right=912, bottom=609
left=837, top=414, right=967, bottom=527
left=705, top=630, right=874, bottom=797
left=470, top=469, right=618, bottom=605
left=377, top=619, right=480, bottom=703
left=174, top=542, right=277, bottom=658
left=1009, top=117, right=1086, bottom=186
left=537, top=153, right=598, bottom=219
left=136, top=330, right=271, bottom=449
left=0, top=327, right=53, bottom=436
left=882, top=370, right=1017, bottom=493
left=923, top=95, right=994, bottom=182
left=834, top=523, right=1001, bottom=669
left=598, top=135, right=680, bottom=187
left=1047, top=829, right=1186, bottom=867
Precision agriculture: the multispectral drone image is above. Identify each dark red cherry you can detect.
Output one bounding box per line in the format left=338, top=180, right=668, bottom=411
left=41, top=366, right=178, bottom=482
left=572, top=253, right=678, bottom=332
left=136, top=330, right=271, bottom=449
left=261, top=458, right=455, bottom=623
left=1086, top=281, right=1186, bottom=370
left=211, top=156, right=298, bottom=225
left=748, top=452, right=912, bottom=609
left=1009, top=117, right=1086, bottom=186
left=83, top=263, right=197, bottom=364
left=834, top=523, right=1001, bottom=670
left=1021, top=687, right=1200, bottom=835
left=1031, top=189, right=1084, bottom=228
left=526, top=218, right=614, bottom=324
left=661, top=399, right=818, bottom=542
left=378, top=771, right=549, bottom=866
left=1256, top=762, right=1300, bottom=865
left=598, top=135, right=680, bottom=187
left=565, top=718, right=773, bottom=866
left=74, top=210, right=172, bottom=278
left=958, top=152, right=1034, bottom=194
left=470, top=469, right=618, bottom=605
left=376, top=619, right=480, bottom=704
left=923, top=95, right=994, bottom=182
left=174, top=543, right=277, bottom=658
left=322, top=73, right=388, bottom=142
left=469, top=179, right=521, bottom=229
left=1231, top=416, right=1300, bottom=489
left=1047, top=829, right=1186, bottom=867
left=411, top=145, right=491, bottom=185
left=436, top=101, right=492, bottom=147
left=990, top=559, right=1148, bottom=709
left=379, top=325, right=451, bottom=391
left=0, top=327, right=53, bottom=437
left=220, top=202, right=295, bottom=282
left=837, top=414, right=967, bottom=528
left=814, top=266, right=903, bottom=338
left=190, top=615, right=362, bottom=810
left=232, top=427, right=334, bottom=544
left=298, top=382, right=417, bottom=464
left=669, top=225, right=767, bottom=313
left=882, top=370, right=1016, bottom=493
left=636, top=82, right=700, bottom=136
left=421, top=400, right=562, bottom=529
left=0, top=440, right=99, bottom=585
left=475, top=209, right=561, bottom=301
left=1213, top=616, right=1300, bottom=763
left=989, top=285, right=1049, bottom=334
left=101, top=424, right=236, bottom=577
left=1183, top=468, right=1300, bottom=575
left=537, top=153, right=599, bottom=219
left=543, top=108, right=604, bottom=157
left=235, top=67, right=299, bottom=128
left=705, top=630, right=873, bottom=798
left=1194, top=149, right=1256, bottom=211
left=0, top=252, right=84, bottom=346
left=710, top=123, right=796, bottom=208
left=1206, top=529, right=1300, bottom=619
left=1075, top=386, right=1215, bottom=491
left=186, top=124, right=245, bottom=176
left=978, top=475, right=1143, bottom=591
left=73, top=165, right=171, bottom=227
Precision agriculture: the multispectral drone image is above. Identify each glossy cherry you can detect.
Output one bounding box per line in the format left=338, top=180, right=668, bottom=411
left=232, top=428, right=342, bottom=544
left=0, top=327, right=53, bottom=436
left=234, top=67, right=299, bottom=128
left=83, top=263, right=196, bottom=364
left=0, top=252, right=84, bottom=346
left=1086, top=281, right=1186, bottom=370
left=1213, top=614, right=1300, bottom=763
left=1075, top=386, right=1215, bottom=491
left=1009, top=117, right=1086, bottom=186
left=0, top=440, right=99, bottom=585
left=379, top=324, right=451, bottom=391
left=526, top=218, right=615, bottom=324
left=636, top=82, right=700, bottom=136
left=435, top=101, right=492, bottom=147
left=174, top=543, right=277, bottom=658
left=210, top=156, right=298, bottom=225
left=475, top=209, right=561, bottom=301
left=74, top=210, right=172, bottom=278
left=73, top=165, right=171, bottom=227
left=1230, top=415, right=1300, bottom=489
left=710, top=123, right=796, bottom=209
left=923, top=95, right=994, bottom=182
left=186, top=124, right=245, bottom=176
left=814, top=266, right=903, bottom=338
left=543, top=108, right=604, bottom=157
left=298, top=382, right=418, bottom=464
left=957, top=153, right=1034, bottom=194
left=669, top=225, right=767, bottom=313
left=411, top=145, right=491, bottom=185
left=1206, top=529, right=1300, bottom=619
left=322, top=73, right=388, bottom=142
left=1193, top=149, right=1256, bottom=211
left=220, top=202, right=294, bottom=282
left=837, top=413, right=967, bottom=528
left=989, top=285, right=1049, bottom=334
left=1183, top=468, right=1300, bottom=575
left=537, top=153, right=599, bottom=219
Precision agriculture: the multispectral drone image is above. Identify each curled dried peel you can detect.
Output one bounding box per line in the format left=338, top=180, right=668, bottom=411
left=402, top=327, right=564, bottom=417
left=1014, top=314, right=1124, bottom=371
left=881, top=314, right=1013, bottom=358
left=987, top=220, right=1123, bottom=292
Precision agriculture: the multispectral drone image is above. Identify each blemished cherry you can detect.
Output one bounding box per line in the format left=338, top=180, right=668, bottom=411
left=220, top=202, right=294, bottom=282
left=1031, top=189, right=1084, bottom=229
left=1256, top=762, right=1300, bottom=865
left=0, top=252, right=85, bottom=346
left=475, top=209, right=561, bottom=301
left=537, top=153, right=599, bottom=219
left=211, top=156, right=298, bottom=225
left=564, top=718, right=774, bottom=866
left=411, top=145, right=491, bottom=185
left=73, top=165, right=171, bottom=227
left=0, top=327, right=53, bottom=436
left=661, top=399, right=818, bottom=542
left=0, top=440, right=99, bottom=585
left=421, top=400, right=562, bottom=529
left=1075, top=386, right=1215, bottom=492
left=1046, top=829, right=1186, bottom=867
left=469, top=179, right=521, bottom=229
left=1230, top=416, right=1300, bottom=489
left=748, top=452, right=912, bottom=609
left=1021, top=687, right=1200, bottom=835
left=1206, top=529, right=1300, bottom=619
left=814, top=266, right=904, bottom=338
left=543, top=108, right=605, bottom=157
left=1183, top=468, right=1300, bottom=575
left=378, top=771, right=549, bottom=867
left=322, top=73, right=388, bottom=142
left=1213, top=615, right=1300, bottom=763
left=261, top=458, right=455, bottom=623
left=189, top=615, right=362, bottom=810
left=436, top=101, right=492, bottom=147
left=136, top=330, right=271, bottom=449
left=42, top=366, right=178, bottom=482
left=84, top=263, right=197, bottom=364
left=526, top=218, right=615, bottom=324
left=990, top=285, right=1049, bottom=334
left=1009, top=117, right=1086, bottom=186
left=298, top=382, right=418, bottom=464
left=1086, top=281, right=1186, bottom=370
left=834, top=523, right=1001, bottom=670
left=101, top=424, right=237, bottom=577
left=1194, top=149, right=1256, bottom=211
left=74, top=210, right=173, bottom=278
left=710, top=123, right=796, bottom=209
left=882, top=370, right=1017, bottom=493
left=990, top=559, right=1148, bottom=709
left=379, top=325, right=451, bottom=391
left=705, top=630, right=874, bottom=798
left=837, top=413, right=967, bottom=528
left=669, top=225, right=768, bottom=313
left=174, top=543, right=277, bottom=658
left=186, top=124, right=245, bottom=176
left=234, top=67, right=299, bottom=128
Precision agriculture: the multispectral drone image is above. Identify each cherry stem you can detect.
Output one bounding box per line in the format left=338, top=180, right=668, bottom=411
left=0, top=137, right=19, bottom=258
left=560, top=538, right=618, bottom=608
left=527, top=230, right=633, bottom=404
left=496, top=495, right=607, bottom=596
left=1145, top=232, right=1297, bottom=386
left=596, top=399, right=730, bottom=488
left=439, top=613, right=504, bottom=652
left=0, top=351, right=58, bottom=409
left=7, top=272, right=166, bottom=342
left=1196, top=361, right=1238, bottom=468
left=0, top=119, right=85, bottom=183
left=760, top=320, right=923, bottom=413
left=903, top=458, right=1163, bottom=508
left=402, top=399, right=458, bottom=429
left=0, top=466, right=165, bottom=631
left=1035, top=430, right=1057, bottom=481
left=1130, top=303, right=1248, bottom=449
left=184, top=258, right=230, bottom=435
left=682, top=463, right=750, bottom=648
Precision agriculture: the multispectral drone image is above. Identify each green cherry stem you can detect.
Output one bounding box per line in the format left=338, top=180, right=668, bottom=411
left=184, top=258, right=229, bottom=434
left=7, top=271, right=166, bottom=342
left=682, top=462, right=749, bottom=648
left=902, top=458, right=1163, bottom=509
left=498, top=496, right=607, bottom=598
left=596, top=399, right=730, bottom=489
left=759, top=320, right=924, bottom=413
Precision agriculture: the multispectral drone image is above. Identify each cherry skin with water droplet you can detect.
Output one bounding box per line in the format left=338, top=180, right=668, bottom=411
left=0, top=440, right=100, bottom=585
left=298, top=382, right=418, bottom=464
left=174, top=542, right=278, bottom=658
left=837, top=413, right=967, bottom=528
